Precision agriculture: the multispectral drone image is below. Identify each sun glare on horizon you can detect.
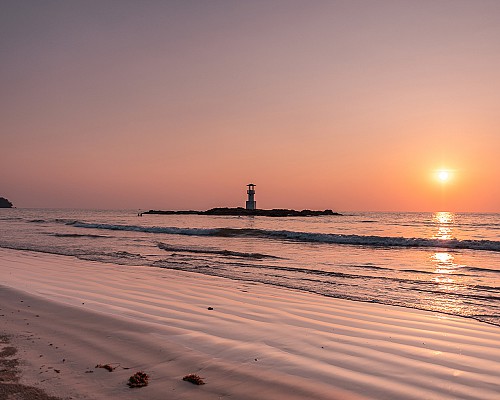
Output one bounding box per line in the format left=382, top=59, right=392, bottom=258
left=436, top=169, right=452, bottom=183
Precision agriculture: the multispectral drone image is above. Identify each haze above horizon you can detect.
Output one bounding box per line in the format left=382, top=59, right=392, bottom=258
left=1, top=1, right=499, bottom=212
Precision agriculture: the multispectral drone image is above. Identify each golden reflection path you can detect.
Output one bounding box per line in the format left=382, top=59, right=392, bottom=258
left=432, top=211, right=455, bottom=240
left=426, top=247, right=469, bottom=316
left=423, top=213, right=472, bottom=315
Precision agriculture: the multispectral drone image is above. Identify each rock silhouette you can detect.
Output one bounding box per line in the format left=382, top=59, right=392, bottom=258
left=0, top=197, right=13, bottom=208
left=141, top=207, right=340, bottom=217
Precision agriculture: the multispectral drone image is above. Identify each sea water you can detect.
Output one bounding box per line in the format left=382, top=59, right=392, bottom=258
left=1, top=209, right=499, bottom=326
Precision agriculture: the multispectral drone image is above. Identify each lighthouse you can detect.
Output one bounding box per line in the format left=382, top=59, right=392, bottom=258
left=246, top=184, right=256, bottom=210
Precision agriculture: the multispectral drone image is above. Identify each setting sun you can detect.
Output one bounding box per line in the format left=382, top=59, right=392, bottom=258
left=438, top=170, right=450, bottom=182
left=435, top=169, right=454, bottom=184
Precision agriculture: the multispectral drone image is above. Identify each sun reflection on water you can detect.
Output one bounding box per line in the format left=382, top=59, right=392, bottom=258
left=431, top=251, right=459, bottom=286
left=432, top=252, right=455, bottom=275
left=425, top=251, right=468, bottom=315
left=432, top=211, right=455, bottom=240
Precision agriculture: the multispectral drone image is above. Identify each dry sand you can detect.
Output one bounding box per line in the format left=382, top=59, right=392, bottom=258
left=0, top=248, right=499, bottom=399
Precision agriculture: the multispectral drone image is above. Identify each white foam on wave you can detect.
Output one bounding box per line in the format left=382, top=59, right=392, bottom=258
left=71, top=222, right=500, bottom=252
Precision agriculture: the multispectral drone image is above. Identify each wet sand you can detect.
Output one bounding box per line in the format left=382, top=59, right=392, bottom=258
left=1, top=248, right=499, bottom=399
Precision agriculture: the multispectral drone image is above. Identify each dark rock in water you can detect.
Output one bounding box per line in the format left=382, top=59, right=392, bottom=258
left=141, top=207, right=340, bottom=217
left=205, top=207, right=340, bottom=217
left=0, top=197, right=13, bottom=208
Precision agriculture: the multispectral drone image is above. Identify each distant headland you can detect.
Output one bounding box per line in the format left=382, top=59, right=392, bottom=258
left=0, top=197, right=13, bottom=208
left=140, top=207, right=340, bottom=217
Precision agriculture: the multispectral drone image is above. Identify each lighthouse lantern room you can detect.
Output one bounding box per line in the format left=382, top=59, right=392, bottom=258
left=246, top=184, right=256, bottom=210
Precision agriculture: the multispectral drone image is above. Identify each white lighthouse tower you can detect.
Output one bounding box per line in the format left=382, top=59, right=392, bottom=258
left=246, top=184, right=256, bottom=210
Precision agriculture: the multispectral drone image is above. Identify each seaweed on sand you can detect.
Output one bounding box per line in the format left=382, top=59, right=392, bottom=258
left=128, top=371, right=149, bottom=388
left=183, top=373, right=205, bottom=385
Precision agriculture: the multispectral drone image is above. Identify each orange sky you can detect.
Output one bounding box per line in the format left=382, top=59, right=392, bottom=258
left=1, top=1, right=499, bottom=212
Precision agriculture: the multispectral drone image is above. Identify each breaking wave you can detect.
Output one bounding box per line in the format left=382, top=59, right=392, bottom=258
left=50, top=233, right=109, bottom=238
left=69, top=221, right=500, bottom=252
left=157, top=242, right=280, bottom=259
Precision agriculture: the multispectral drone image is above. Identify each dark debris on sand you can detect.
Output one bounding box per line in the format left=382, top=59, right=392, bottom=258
left=95, top=363, right=117, bottom=372
left=128, top=371, right=149, bottom=388
left=183, top=373, right=205, bottom=385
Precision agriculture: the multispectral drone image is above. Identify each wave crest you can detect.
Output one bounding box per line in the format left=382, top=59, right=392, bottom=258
left=70, top=222, right=500, bottom=252
left=157, top=242, right=279, bottom=259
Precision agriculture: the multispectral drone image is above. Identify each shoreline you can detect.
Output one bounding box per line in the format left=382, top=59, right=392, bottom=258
left=1, top=248, right=499, bottom=399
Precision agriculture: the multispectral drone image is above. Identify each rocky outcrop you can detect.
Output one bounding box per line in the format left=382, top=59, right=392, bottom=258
left=0, top=197, right=13, bottom=208
left=141, top=207, right=340, bottom=217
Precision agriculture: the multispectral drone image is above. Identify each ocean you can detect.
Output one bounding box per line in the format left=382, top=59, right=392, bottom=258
left=1, top=209, right=499, bottom=326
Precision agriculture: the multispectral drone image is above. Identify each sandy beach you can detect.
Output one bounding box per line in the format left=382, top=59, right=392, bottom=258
left=1, top=248, right=499, bottom=399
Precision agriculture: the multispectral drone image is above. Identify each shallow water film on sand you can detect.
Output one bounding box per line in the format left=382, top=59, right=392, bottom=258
left=1, top=209, right=499, bottom=325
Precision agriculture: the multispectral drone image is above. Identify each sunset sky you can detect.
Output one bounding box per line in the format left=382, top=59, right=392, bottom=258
left=1, top=1, right=499, bottom=212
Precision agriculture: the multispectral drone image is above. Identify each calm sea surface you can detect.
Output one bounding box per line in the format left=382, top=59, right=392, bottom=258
left=1, top=209, right=499, bottom=326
